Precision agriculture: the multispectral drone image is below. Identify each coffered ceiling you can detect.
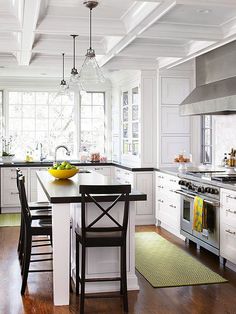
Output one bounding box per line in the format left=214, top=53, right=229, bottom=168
left=0, top=0, right=236, bottom=78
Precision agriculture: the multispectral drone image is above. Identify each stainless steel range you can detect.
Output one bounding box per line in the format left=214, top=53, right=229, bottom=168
left=176, top=177, right=220, bottom=255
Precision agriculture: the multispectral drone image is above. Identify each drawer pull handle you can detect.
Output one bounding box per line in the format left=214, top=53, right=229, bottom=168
left=226, top=195, right=236, bottom=200
left=157, top=185, right=164, bottom=189
left=11, top=177, right=17, bottom=180
left=11, top=192, right=19, bottom=195
left=158, top=199, right=164, bottom=203
left=226, top=209, right=236, bottom=214
left=169, top=204, right=176, bottom=208
left=158, top=175, right=164, bottom=179
left=225, top=229, right=236, bottom=235
left=169, top=189, right=174, bottom=192
left=170, top=179, right=177, bottom=183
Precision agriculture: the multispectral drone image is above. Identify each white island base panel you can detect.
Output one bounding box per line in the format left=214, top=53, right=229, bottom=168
left=37, top=182, right=139, bottom=305
left=70, top=202, right=139, bottom=295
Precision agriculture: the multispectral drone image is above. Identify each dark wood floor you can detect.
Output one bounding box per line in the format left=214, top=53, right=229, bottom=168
left=1, top=225, right=236, bottom=314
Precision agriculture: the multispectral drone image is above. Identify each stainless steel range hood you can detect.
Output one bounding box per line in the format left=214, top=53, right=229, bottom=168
left=180, top=40, right=236, bottom=115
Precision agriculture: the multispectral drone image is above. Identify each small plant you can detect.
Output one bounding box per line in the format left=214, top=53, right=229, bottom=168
left=1, top=136, right=15, bottom=157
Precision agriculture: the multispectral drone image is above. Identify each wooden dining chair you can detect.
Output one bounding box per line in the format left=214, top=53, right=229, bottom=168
left=18, top=175, right=53, bottom=295
left=75, top=184, right=131, bottom=314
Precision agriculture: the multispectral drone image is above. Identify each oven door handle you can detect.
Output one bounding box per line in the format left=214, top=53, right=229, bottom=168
left=175, top=190, right=220, bottom=207
left=204, top=199, right=220, bottom=207
left=175, top=190, right=195, bottom=199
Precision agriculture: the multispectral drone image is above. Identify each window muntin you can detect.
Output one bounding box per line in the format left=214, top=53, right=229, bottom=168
left=201, top=115, right=212, bottom=164
left=80, top=92, right=105, bottom=153
left=7, top=91, right=76, bottom=159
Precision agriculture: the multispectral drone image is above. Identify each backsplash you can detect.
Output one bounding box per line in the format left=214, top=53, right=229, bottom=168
left=213, top=115, right=236, bottom=166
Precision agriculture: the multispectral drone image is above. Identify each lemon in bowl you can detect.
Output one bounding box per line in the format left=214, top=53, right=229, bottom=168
left=48, top=161, right=79, bottom=179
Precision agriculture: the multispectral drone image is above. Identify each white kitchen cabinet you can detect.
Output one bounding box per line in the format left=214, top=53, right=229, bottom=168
left=160, top=136, right=190, bottom=165
left=29, top=167, right=47, bottom=202
left=1, top=167, right=28, bottom=211
left=88, top=166, right=112, bottom=177
left=161, top=106, right=190, bottom=134
left=114, top=167, right=154, bottom=225
left=220, top=189, right=236, bottom=265
left=155, top=171, right=182, bottom=238
left=161, top=77, right=190, bottom=105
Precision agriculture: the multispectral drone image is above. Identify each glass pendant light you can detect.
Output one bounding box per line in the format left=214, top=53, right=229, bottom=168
left=69, top=34, right=85, bottom=93
left=79, top=1, right=105, bottom=89
left=51, top=53, right=71, bottom=104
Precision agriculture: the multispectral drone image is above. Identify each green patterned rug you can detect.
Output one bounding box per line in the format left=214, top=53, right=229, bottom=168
left=0, top=214, right=21, bottom=227
left=135, top=232, right=227, bottom=288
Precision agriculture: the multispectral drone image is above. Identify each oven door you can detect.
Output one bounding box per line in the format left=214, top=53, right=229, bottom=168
left=192, top=199, right=220, bottom=249
left=176, top=190, right=195, bottom=235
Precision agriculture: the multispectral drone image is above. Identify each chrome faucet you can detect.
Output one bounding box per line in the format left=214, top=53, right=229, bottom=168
left=36, top=143, right=46, bottom=162
left=54, top=145, right=70, bottom=163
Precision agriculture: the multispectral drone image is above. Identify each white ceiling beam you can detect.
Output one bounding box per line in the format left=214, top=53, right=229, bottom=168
left=36, top=18, right=125, bottom=37
left=104, top=56, right=158, bottom=71
left=160, top=33, right=236, bottom=69
left=140, top=23, right=223, bottom=41
left=119, top=43, right=186, bottom=58
left=16, top=0, right=48, bottom=66
left=99, top=0, right=177, bottom=67
left=176, top=0, right=236, bottom=7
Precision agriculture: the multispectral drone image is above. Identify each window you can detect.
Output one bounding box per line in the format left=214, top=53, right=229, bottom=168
left=201, top=115, right=212, bottom=164
left=7, top=91, right=76, bottom=159
left=80, top=92, right=105, bottom=153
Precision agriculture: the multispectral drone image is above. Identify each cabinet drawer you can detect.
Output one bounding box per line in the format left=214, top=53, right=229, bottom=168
left=91, top=166, right=111, bottom=176
left=220, top=223, right=236, bottom=264
left=2, top=167, right=28, bottom=191
left=2, top=190, right=20, bottom=206
left=221, top=206, right=236, bottom=227
left=221, top=190, right=236, bottom=209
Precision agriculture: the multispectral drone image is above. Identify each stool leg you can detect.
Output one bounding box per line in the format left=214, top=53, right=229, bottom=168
left=17, top=214, right=23, bottom=253
left=80, top=245, right=86, bottom=314
left=21, top=233, right=32, bottom=295
left=120, top=246, right=123, bottom=295
left=76, top=236, right=80, bottom=295
left=121, top=244, right=128, bottom=312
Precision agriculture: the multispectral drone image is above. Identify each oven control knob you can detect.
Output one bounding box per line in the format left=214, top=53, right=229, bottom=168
left=205, top=187, right=210, bottom=193
left=212, top=189, right=219, bottom=195
left=178, top=180, right=184, bottom=185
left=188, top=185, right=193, bottom=190
left=197, top=187, right=204, bottom=193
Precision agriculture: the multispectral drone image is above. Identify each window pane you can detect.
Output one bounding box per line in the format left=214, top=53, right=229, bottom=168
left=123, top=92, right=128, bottom=106
left=8, top=91, right=76, bottom=159
left=123, top=107, right=128, bottom=122
left=93, top=106, right=103, bottom=118
left=81, top=106, right=92, bottom=118
left=22, top=92, right=35, bottom=104
left=132, top=122, right=139, bottom=138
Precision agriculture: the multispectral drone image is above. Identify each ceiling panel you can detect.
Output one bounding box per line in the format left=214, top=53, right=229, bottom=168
left=159, top=4, right=236, bottom=26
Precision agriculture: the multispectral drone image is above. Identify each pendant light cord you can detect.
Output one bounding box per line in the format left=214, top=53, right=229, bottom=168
left=90, top=8, right=92, bottom=50
left=73, top=36, right=76, bottom=68
left=62, top=53, right=65, bottom=80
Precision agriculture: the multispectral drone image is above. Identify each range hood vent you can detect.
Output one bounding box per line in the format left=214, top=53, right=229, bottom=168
left=180, top=40, right=236, bottom=116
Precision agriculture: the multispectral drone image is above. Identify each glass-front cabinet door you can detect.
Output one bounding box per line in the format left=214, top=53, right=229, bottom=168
left=121, top=86, right=140, bottom=161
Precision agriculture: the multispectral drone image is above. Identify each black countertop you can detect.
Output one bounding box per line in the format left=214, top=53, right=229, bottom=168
left=0, top=160, right=154, bottom=172
left=36, top=170, right=147, bottom=204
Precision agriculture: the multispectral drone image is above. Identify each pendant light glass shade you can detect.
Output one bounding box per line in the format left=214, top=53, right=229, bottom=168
left=52, top=53, right=71, bottom=104
left=80, top=2, right=105, bottom=88
left=69, top=35, right=85, bottom=93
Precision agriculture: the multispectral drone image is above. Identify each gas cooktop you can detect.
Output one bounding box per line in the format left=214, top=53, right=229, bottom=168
left=186, top=170, right=236, bottom=182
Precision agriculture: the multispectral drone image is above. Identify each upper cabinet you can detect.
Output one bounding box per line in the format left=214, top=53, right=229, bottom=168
left=161, top=77, right=191, bottom=105
left=121, top=86, right=140, bottom=161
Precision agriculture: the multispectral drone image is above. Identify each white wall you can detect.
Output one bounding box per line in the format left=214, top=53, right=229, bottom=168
left=213, top=115, right=236, bottom=166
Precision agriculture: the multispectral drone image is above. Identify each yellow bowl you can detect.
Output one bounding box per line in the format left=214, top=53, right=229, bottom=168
left=48, top=168, right=78, bottom=179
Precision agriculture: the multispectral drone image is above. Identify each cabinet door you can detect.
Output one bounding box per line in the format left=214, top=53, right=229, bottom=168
left=30, top=168, right=47, bottom=202
left=90, top=166, right=111, bottom=176
left=161, top=106, right=190, bottom=134
left=161, top=77, right=190, bottom=105
left=160, top=136, right=190, bottom=165
left=135, top=173, right=153, bottom=216
left=220, top=223, right=236, bottom=264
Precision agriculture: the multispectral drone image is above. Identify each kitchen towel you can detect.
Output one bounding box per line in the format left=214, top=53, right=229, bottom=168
left=193, top=196, right=205, bottom=232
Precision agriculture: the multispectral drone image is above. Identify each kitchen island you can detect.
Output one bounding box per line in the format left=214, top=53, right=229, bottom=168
left=36, top=170, right=146, bottom=306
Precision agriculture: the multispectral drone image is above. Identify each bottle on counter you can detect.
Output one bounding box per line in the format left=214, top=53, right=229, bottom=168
left=222, top=153, right=228, bottom=167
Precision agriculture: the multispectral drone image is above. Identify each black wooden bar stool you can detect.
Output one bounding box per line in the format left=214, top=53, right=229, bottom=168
left=75, top=184, right=131, bottom=314
left=18, top=175, right=53, bottom=295
left=16, top=168, right=52, bottom=263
